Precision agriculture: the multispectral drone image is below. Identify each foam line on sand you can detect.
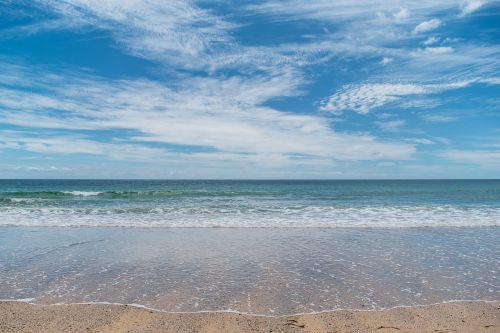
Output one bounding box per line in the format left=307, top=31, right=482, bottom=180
left=1, top=300, right=499, bottom=332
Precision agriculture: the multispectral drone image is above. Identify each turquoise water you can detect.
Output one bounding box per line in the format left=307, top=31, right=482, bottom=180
left=0, top=179, right=499, bottom=227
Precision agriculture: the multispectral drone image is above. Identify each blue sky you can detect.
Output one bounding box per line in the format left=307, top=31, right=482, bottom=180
left=0, top=0, right=499, bottom=179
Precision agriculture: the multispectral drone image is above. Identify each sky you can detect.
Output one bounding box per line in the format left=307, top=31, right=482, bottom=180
left=0, top=0, right=499, bottom=179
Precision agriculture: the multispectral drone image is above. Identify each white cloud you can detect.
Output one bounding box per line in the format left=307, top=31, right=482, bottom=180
left=321, top=83, right=424, bottom=114
left=0, top=62, right=415, bottom=163
left=380, top=57, right=393, bottom=65
left=245, top=1, right=463, bottom=65
left=421, top=114, right=458, bottom=122
left=440, top=150, right=500, bottom=166
left=393, top=8, right=410, bottom=21
left=8, top=0, right=495, bottom=84
left=0, top=132, right=175, bottom=161
left=398, top=98, right=441, bottom=109
left=459, top=0, right=487, bottom=16
left=404, top=138, right=435, bottom=145
left=248, top=1, right=457, bottom=23
left=375, top=119, right=406, bottom=132
left=413, top=18, right=441, bottom=34
left=320, top=80, right=476, bottom=114
left=423, top=36, right=440, bottom=45
left=422, top=46, right=454, bottom=54
left=482, top=77, right=500, bottom=85
left=29, top=0, right=235, bottom=66
left=244, top=0, right=499, bottom=94
left=400, top=44, right=500, bottom=83
left=8, top=1, right=335, bottom=74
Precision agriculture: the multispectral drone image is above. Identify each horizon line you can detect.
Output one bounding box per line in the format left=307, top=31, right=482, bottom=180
left=0, top=178, right=499, bottom=181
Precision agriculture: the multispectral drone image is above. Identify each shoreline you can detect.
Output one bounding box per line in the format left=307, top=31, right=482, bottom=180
left=1, top=300, right=499, bottom=332
left=1, top=299, right=499, bottom=317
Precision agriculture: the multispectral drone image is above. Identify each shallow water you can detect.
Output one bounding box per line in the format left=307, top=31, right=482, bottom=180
left=1, top=227, right=498, bottom=315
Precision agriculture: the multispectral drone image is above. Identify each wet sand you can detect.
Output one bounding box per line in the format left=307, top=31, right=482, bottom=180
left=3, top=227, right=500, bottom=315
left=1, top=301, right=498, bottom=333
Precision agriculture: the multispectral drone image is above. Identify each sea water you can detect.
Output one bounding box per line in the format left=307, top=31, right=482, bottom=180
left=1, top=179, right=499, bottom=227
left=0, top=180, right=499, bottom=315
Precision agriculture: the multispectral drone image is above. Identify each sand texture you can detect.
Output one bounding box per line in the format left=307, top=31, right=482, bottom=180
left=0, top=301, right=499, bottom=333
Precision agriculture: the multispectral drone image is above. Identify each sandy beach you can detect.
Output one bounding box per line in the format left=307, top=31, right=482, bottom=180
left=1, top=301, right=498, bottom=333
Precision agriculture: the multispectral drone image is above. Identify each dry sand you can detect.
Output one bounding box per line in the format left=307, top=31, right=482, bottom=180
left=1, top=301, right=499, bottom=333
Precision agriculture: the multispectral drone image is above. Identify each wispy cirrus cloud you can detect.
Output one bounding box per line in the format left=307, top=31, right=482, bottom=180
left=321, top=83, right=426, bottom=114
left=459, top=0, right=488, bottom=16
left=21, top=0, right=235, bottom=66
left=249, top=0, right=500, bottom=101
left=398, top=44, right=499, bottom=82
left=319, top=81, right=473, bottom=114
left=247, top=0, right=450, bottom=59
left=413, top=18, right=442, bottom=34
left=423, top=36, right=440, bottom=45
left=9, top=1, right=498, bottom=82
left=420, top=46, right=454, bottom=54
left=248, top=1, right=458, bottom=23
left=319, top=39, right=499, bottom=115
left=421, top=114, right=459, bottom=123
left=6, top=0, right=336, bottom=74
left=0, top=131, right=174, bottom=161
left=440, top=149, right=500, bottom=167
left=0, top=62, right=415, bottom=163
left=375, top=119, right=407, bottom=132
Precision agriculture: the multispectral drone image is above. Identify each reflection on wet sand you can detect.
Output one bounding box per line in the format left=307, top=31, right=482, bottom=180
left=1, top=227, right=499, bottom=315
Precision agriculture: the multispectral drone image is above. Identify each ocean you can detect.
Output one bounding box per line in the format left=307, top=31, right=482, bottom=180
left=1, top=179, right=500, bottom=227
left=1, top=179, right=499, bottom=315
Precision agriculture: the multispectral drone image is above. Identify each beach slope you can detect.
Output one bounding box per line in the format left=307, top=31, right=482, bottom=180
left=1, top=301, right=498, bottom=333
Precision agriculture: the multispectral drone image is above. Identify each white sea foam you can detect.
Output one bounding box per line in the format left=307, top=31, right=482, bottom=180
left=63, top=191, right=103, bottom=196
left=7, top=198, right=40, bottom=203
left=0, top=205, right=499, bottom=228
left=1, top=299, right=496, bottom=317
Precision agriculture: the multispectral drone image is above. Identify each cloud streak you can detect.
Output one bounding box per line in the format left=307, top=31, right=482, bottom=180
left=27, top=0, right=235, bottom=66
left=440, top=149, right=500, bottom=167
left=320, top=81, right=474, bottom=114
left=8, top=0, right=338, bottom=75
left=459, top=0, right=488, bottom=16
left=0, top=62, right=415, bottom=164
left=413, top=18, right=442, bottom=34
